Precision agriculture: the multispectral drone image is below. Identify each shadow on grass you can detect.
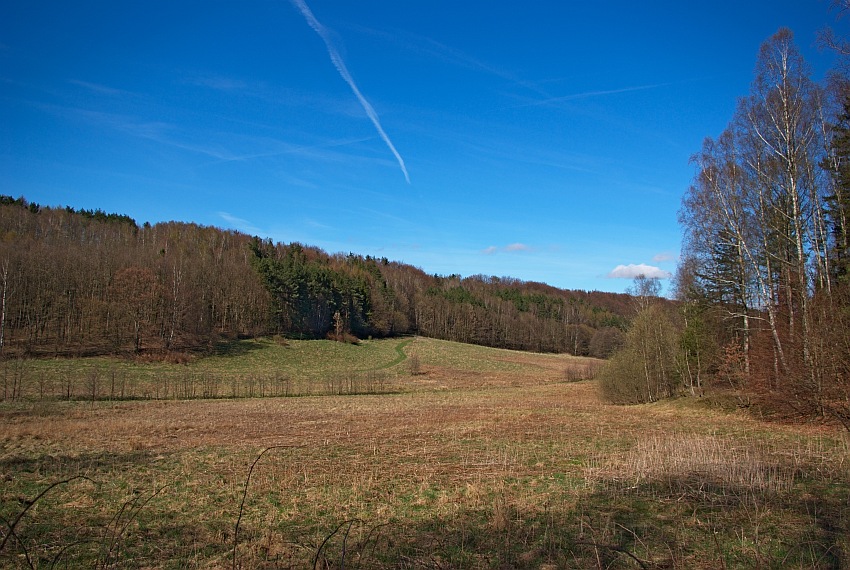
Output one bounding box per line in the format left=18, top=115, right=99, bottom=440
left=3, top=465, right=848, bottom=568
left=297, top=479, right=850, bottom=569
left=0, top=449, right=166, bottom=480
left=211, top=338, right=274, bottom=358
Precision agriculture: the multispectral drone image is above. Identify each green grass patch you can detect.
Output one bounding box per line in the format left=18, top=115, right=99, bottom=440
left=0, top=337, right=416, bottom=401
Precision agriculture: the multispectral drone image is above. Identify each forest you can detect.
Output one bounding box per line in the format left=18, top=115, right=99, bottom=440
left=0, top=196, right=632, bottom=360
left=597, top=28, right=850, bottom=428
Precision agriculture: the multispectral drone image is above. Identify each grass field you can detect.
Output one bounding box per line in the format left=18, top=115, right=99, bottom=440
left=1, top=337, right=848, bottom=568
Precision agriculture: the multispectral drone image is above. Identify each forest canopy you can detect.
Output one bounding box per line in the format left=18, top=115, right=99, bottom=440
left=0, top=196, right=633, bottom=358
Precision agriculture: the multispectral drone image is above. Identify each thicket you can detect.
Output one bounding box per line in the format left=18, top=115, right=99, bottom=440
left=599, top=302, right=683, bottom=404
left=0, top=197, right=632, bottom=359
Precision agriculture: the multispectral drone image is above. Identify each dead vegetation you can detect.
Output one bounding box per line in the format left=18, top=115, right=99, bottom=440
left=1, top=337, right=848, bottom=568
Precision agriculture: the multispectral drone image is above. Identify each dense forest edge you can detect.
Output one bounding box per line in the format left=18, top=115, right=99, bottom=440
left=0, top=195, right=634, bottom=361
left=598, top=28, right=850, bottom=430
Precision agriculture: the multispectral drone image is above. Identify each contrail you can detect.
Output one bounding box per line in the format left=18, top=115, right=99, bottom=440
left=290, top=0, right=410, bottom=184
left=550, top=83, right=667, bottom=102
left=519, top=82, right=676, bottom=108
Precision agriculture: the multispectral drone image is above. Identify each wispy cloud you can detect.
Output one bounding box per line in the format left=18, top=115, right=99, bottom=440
left=304, top=218, right=334, bottom=230
left=42, top=101, right=382, bottom=166
left=482, top=243, right=533, bottom=254
left=68, top=79, right=131, bottom=96
left=653, top=252, right=676, bottom=263
left=606, top=263, right=672, bottom=279
left=199, top=134, right=379, bottom=164
left=218, top=212, right=262, bottom=235
left=186, top=75, right=250, bottom=92
left=290, top=0, right=410, bottom=184
left=350, top=25, right=553, bottom=100
left=187, top=75, right=367, bottom=120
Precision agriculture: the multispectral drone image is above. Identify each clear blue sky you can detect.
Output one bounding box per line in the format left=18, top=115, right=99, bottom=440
left=1, top=1, right=846, bottom=293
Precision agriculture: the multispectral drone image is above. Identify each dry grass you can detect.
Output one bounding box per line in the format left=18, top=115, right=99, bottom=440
left=1, top=337, right=849, bottom=568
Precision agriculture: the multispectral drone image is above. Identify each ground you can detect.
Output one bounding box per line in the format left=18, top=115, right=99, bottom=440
left=1, top=337, right=848, bottom=568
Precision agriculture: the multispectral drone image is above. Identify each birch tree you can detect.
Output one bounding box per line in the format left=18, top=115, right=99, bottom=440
left=681, top=28, right=841, bottom=399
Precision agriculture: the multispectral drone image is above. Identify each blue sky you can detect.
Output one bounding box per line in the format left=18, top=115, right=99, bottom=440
left=1, top=1, right=846, bottom=293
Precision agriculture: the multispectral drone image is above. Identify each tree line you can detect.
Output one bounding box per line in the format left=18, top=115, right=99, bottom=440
left=0, top=197, right=632, bottom=358
left=601, top=27, right=850, bottom=429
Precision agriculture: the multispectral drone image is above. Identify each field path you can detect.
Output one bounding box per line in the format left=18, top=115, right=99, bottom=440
left=366, top=337, right=412, bottom=371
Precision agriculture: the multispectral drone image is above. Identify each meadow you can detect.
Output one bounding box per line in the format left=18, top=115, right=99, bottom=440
left=1, top=337, right=848, bottom=568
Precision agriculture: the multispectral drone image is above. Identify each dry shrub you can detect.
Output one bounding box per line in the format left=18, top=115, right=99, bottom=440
left=564, top=360, right=602, bottom=382
left=590, top=433, right=800, bottom=497
left=325, top=330, right=360, bottom=344
left=597, top=349, right=649, bottom=404
left=163, top=351, right=194, bottom=365
left=745, top=287, right=850, bottom=428
left=715, top=342, right=748, bottom=390
left=407, top=352, right=422, bottom=376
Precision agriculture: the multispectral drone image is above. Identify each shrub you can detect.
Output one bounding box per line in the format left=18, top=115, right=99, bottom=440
left=598, top=304, right=682, bottom=404
left=408, top=353, right=422, bottom=376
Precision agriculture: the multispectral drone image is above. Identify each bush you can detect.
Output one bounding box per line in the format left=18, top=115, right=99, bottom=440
left=408, top=353, right=422, bottom=376
left=563, top=361, right=602, bottom=382
left=598, top=304, right=682, bottom=404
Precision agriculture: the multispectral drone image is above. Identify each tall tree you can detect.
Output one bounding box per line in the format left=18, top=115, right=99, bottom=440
left=680, top=29, right=850, bottom=421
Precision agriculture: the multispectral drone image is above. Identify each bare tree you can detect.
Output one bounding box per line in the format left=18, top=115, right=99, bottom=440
left=680, top=29, right=850, bottom=418
left=0, top=258, right=8, bottom=355
left=626, top=274, right=661, bottom=313
left=818, top=1, right=850, bottom=57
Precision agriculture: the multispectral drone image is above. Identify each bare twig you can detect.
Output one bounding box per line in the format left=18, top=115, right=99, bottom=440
left=98, top=485, right=168, bottom=568
left=313, top=519, right=361, bottom=570
left=233, top=445, right=303, bottom=570
left=0, top=513, right=33, bottom=569
left=0, top=475, right=96, bottom=557
left=574, top=540, right=650, bottom=570
left=50, top=539, right=96, bottom=569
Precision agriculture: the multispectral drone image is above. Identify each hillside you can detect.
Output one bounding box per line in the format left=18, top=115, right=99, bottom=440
left=0, top=197, right=634, bottom=358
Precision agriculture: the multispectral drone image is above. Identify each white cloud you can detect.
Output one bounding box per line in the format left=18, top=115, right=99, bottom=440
left=505, top=243, right=531, bottom=252
left=606, top=263, right=672, bottom=279
left=653, top=252, right=676, bottom=263
left=481, top=246, right=499, bottom=255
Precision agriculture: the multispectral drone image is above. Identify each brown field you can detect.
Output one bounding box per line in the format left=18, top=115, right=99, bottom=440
left=1, top=337, right=849, bottom=568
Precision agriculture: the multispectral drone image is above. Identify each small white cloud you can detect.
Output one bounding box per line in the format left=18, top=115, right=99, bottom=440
left=653, top=252, right=676, bottom=263
left=505, top=243, right=531, bottom=252
left=606, top=263, right=672, bottom=279
left=481, top=246, right=499, bottom=255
